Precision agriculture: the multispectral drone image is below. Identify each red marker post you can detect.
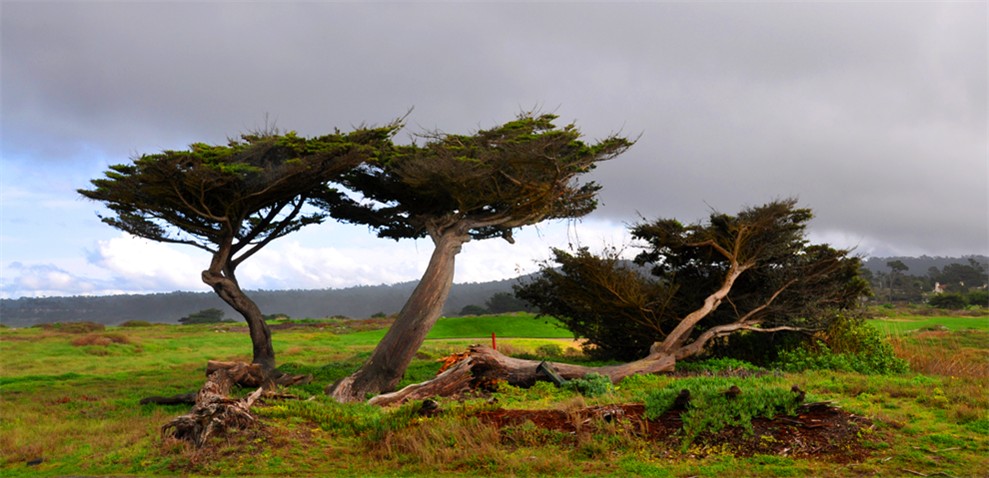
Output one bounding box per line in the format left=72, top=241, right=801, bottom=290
left=492, top=332, right=497, bottom=351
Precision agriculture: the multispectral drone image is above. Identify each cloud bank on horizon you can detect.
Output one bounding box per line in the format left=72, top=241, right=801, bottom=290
left=1, top=2, right=986, bottom=299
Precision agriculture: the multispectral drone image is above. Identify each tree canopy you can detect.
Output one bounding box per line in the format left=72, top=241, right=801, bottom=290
left=516, top=199, right=870, bottom=362
left=320, top=113, right=632, bottom=242
left=79, top=125, right=395, bottom=372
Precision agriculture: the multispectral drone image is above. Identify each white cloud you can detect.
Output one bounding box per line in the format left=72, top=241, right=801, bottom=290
left=0, top=220, right=636, bottom=298
left=87, top=233, right=208, bottom=292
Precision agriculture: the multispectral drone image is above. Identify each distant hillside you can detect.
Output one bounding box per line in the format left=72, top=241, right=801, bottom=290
left=4, top=255, right=985, bottom=328
left=0, top=279, right=518, bottom=328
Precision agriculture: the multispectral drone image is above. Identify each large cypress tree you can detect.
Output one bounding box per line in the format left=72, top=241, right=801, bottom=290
left=318, top=113, right=633, bottom=401
left=80, top=125, right=395, bottom=376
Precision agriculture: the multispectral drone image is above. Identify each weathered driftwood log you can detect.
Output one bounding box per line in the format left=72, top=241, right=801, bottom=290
left=161, top=369, right=263, bottom=447
left=205, top=360, right=312, bottom=388
left=369, top=345, right=675, bottom=406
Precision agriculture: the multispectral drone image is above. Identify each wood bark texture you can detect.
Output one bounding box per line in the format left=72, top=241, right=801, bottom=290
left=161, top=369, right=263, bottom=448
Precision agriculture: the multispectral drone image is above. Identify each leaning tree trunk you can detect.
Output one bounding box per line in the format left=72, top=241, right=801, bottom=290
left=328, top=229, right=467, bottom=402
left=201, top=253, right=276, bottom=372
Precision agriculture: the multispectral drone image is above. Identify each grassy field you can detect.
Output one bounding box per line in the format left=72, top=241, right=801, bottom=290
left=1, top=312, right=987, bottom=477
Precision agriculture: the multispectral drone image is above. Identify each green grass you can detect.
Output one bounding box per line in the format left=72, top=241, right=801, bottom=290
left=869, top=315, right=989, bottom=334
left=2, top=312, right=987, bottom=477
left=426, top=313, right=573, bottom=339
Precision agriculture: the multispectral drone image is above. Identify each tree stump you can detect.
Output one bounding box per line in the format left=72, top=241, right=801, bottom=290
left=161, top=369, right=263, bottom=448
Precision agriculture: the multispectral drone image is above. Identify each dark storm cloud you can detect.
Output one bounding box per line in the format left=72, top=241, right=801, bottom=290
left=2, top=1, right=986, bottom=257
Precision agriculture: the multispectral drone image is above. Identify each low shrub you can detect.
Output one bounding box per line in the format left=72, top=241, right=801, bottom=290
left=677, top=357, right=762, bottom=374
left=119, top=320, right=153, bottom=327
left=535, top=343, right=564, bottom=358
left=643, top=376, right=803, bottom=449
left=775, top=315, right=907, bottom=375
left=561, top=373, right=614, bottom=397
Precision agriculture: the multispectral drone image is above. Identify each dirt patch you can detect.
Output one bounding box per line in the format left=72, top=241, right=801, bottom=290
left=475, top=402, right=875, bottom=462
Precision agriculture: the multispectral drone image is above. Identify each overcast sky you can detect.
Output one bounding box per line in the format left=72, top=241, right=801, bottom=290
left=1, top=1, right=986, bottom=300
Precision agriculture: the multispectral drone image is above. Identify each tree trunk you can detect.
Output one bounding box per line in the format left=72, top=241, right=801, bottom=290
left=328, top=229, right=467, bottom=402
left=202, top=267, right=276, bottom=372
left=369, top=345, right=675, bottom=406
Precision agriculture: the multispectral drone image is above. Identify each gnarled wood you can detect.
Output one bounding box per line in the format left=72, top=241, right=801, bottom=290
left=161, top=369, right=263, bottom=448
left=369, top=345, right=675, bottom=406
left=206, top=360, right=312, bottom=388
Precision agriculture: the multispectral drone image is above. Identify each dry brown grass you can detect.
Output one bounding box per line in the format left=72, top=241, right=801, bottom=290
left=70, top=333, right=131, bottom=347
left=889, top=330, right=989, bottom=379
left=369, top=416, right=504, bottom=467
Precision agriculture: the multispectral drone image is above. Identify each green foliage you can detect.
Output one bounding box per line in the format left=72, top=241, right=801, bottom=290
left=317, top=112, right=633, bottom=243
left=118, top=320, right=153, bottom=327
left=677, top=357, right=762, bottom=374
left=928, top=293, right=967, bottom=310
left=643, top=377, right=802, bottom=449
left=965, top=290, right=988, bottom=307
left=535, top=343, right=565, bottom=358
left=458, top=304, right=488, bottom=316
left=178, top=308, right=230, bottom=325
left=485, top=292, right=533, bottom=314
left=516, top=199, right=869, bottom=361
left=775, top=315, right=907, bottom=375
left=561, top=373, right=614, bottom=397
left=258, top=396, right=390, bottom=437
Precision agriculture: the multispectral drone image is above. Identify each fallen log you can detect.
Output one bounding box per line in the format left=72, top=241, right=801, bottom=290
left=369, top=345, right=675, bottom=406
left=162, top=369, right=263, bottom=448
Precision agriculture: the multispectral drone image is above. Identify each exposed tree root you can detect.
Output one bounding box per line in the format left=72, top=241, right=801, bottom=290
left=162, top=369, right=263, bottom=448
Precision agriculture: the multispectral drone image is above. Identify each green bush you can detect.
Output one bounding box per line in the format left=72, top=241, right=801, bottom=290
left=928, top=293, right=967, bottom=310
left=775, top=315, right=907, bottom=375
left=643, top=377, right=802, bottom=449
left=458, top=305, right=488, bottom=316
left=178, top=308, right=231, bottom=324
left=677, top=357, right=762, bottom=374
left=535, top=343, right=564, bottom=358
left=118, top=320, right=153, bottom=327
left=965, top=290, right=988, bottom=308
left=561, top=373, right=614, bottom=397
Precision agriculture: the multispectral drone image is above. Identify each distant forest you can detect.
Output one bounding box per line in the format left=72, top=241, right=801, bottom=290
left=0, top=279, right=518, bottom=328
left=1, top=255, right=986, bottom=328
